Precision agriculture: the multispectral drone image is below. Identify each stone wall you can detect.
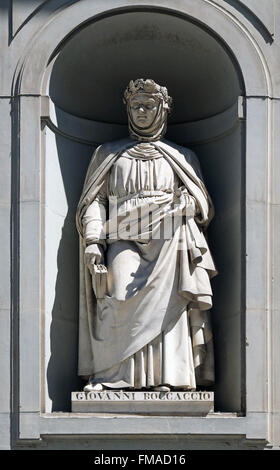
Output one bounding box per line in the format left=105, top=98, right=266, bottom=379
left=1, top=0, right=280, bottom=450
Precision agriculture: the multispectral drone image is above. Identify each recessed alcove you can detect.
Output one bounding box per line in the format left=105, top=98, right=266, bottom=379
left=44, top=9, right=245, bottom=413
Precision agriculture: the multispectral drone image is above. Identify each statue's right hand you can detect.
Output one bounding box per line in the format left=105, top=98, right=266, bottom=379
left=84, top=244, right=104, bottom=273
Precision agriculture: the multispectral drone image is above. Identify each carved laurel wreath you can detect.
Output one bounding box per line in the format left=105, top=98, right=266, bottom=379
left=123, top=78, right=172, bottom=111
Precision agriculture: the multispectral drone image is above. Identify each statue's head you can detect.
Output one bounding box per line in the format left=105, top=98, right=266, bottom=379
left=123, top=79, right=172, bottom=142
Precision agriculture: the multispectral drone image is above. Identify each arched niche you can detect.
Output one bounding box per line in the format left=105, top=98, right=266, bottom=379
left=43, top=9, right=245, bottom=413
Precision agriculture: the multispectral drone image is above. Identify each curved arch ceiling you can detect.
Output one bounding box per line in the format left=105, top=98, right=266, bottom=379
left=49, top=10, right=242, bottom=125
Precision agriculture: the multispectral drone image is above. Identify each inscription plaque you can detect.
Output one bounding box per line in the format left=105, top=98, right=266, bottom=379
left=71, top=391, right=214, bottom=415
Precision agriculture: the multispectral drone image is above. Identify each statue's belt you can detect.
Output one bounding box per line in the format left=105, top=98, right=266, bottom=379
left=109, top=188, right=184, bottom=204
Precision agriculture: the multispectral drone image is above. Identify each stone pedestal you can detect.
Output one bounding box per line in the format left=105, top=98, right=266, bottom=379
left=71, top=390, right=214, bottom=415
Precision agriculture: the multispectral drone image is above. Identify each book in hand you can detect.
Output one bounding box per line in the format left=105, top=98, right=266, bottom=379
left=92, top=264, right=108, bottom=299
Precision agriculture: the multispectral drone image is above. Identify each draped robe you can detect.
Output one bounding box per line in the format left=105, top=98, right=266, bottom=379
left=76, top=137, right=217, bottom=389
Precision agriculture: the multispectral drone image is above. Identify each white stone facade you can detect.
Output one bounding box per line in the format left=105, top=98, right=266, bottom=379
left=0, top=0, right=280, bottom=449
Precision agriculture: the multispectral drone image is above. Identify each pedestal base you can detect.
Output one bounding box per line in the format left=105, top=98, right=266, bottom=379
left=71, top=390, right=214, bottom=415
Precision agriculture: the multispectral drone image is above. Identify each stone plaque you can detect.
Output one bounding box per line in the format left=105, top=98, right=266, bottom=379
left=71, top=390, right=214, bottom=415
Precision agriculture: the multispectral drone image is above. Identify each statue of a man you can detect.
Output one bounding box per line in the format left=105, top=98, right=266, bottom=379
left=76, top=79, right=216, bottom=393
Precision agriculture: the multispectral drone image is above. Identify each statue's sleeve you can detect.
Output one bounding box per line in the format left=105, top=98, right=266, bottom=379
left=82, top=174, right=108, bottom=247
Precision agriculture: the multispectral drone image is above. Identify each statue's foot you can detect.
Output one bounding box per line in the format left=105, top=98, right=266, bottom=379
left=153, top=385, right=170, bottom=392
left=84, top=382, right=104, bottom=392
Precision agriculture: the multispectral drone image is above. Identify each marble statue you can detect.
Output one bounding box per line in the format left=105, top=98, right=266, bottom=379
left=76, top=79, right=217, bottom=393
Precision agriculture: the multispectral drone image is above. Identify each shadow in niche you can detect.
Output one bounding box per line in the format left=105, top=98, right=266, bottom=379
left=46, top=133, right=94, bottom=412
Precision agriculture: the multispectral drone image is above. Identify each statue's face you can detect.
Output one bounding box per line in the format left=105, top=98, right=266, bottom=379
left=129, top=94, right=159, bottom=128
